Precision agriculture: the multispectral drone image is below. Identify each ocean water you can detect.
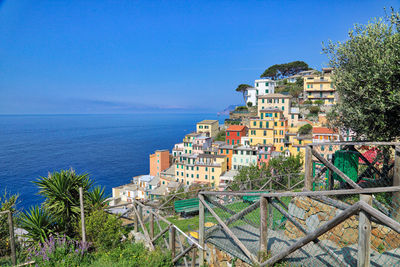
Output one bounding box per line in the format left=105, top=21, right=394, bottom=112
left=0, top=113, right=226, bottom=210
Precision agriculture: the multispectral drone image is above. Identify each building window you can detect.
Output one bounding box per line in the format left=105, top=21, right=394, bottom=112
left=263, top=130, right=266, bottom=136
left=227, top=132, right=230, bottom=136
left=212, top=176, right=214, bottom=180
left=163, top=181, right=165, bottom=185
left=262, top=99, right=265, bottom=103
left=220, top=149, right=223, bottom=153
left=281, top=122, right=284, bottom=126
left=253, top=122, right=256, bottom=126
left=256, top=82, right=259, bottom=87
left=265, top=82, right=269, bottom=86
left=274, top=122, right=277, bottom=126
left=205, top=175, right=208, bottom=179
left=291, top=114, right=294, bottom=119
left=176, top=171, right=179, bottom=175
left=282, top=106, right=284, bottom=111
left=282, top=99, right=285, bottom=103
left=197, top=174, right=199, bottom=178
left=227, top=139, right=230, bottom=145
left=205, top=167, right=208, bottom=171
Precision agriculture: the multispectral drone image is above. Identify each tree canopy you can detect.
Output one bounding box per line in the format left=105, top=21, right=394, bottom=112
left=260, top=61, right=310, bottom=80
left=235, top=84, right=252, bottom=103
left=324, top=10, right=400, bottom=141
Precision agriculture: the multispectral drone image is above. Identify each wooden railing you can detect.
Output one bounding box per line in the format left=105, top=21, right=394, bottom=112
left=198, top=186, right=400, bottom=266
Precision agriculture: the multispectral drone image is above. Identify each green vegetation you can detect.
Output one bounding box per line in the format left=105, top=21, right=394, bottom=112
left=235, top=84, right=252, bottom=104
left=298, top=124, right=312, bottom=135
left=324, top=9, right=400, bottom=142
left=20, top=169, right=108, bottom=243
left=231, top=154, right=304, bottom=191
left=247, top=101, right=253, bottom=107
left=1, top=169, right=173, bottom=266
left=260, top=61, right=310, bottom=80
left=235, top=106, right=248, bottom=111
left=0, top=191, right=18, bottom=258
left=214, top=130, right=226, bottom=141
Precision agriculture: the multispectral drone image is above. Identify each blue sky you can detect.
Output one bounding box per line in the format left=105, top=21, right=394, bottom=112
left=0, top=0, right=398, bottom=114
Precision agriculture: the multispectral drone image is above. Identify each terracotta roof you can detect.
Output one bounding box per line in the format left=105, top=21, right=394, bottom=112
left=313, top=127, right=338, bottom=134
left=226, top=125, right=246, bottom=131
left=258, top=93, right=293, bottom=99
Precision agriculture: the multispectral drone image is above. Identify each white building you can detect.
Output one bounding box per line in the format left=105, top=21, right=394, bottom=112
left=246, top=79, right=276, bottom=106
left=232, top=146, right=258, bottom=170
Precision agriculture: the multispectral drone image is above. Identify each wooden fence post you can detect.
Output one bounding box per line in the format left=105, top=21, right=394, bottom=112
left=8, top=211, right=16, bottom=266
left=79, top=187, right=86, bottom=243
left=191, top=247, right=196, bottom=267
left=133, top=202, right=138, bottom=233
left=394, top=146, right=400, bottom=221
left=358, top=194, right=372, bottom=267
left=259, top=196, right=269, bottom=260
left=150, top=212, right=154, bottom=240
left=198, top=194, right=205, bottom=265
left=138, top=204, right=143, bottom=225
left=169, top=226, right=176, bottom=259
left=304, top=145, right=313, bottom=191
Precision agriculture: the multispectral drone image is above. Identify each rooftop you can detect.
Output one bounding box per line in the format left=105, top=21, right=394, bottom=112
left=198, top=120, right=218, bottom=124
left=226, top=125, right=246, bottom=132
left=258, top=93, right=293, bottom=99
left=313, top=127, right=338, bottom=135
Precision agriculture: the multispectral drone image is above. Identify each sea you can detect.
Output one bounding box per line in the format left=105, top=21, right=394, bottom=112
left=0, top=113, right=227, bottom=210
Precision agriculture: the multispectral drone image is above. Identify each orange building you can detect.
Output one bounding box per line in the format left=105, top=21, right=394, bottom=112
left=218, top=144, right=235, bottom=170
left=149, top=150, right=170, bottom=176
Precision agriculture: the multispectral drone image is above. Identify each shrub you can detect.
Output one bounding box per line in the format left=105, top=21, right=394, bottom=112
left=303, top=100, right=313, bottom=105
left=313, top=100, right=324, bottom=106
left=235, top=106, right=248, bottom=111
left=308, top=105, right=320, bottom=114
left=247, top=101, right=253, bottom=107
left=27, top=235, right=91, bottom=267
left=85, top=210, right=125, bottom=251
left=0, top=191, right=18, bottom=257
left=298, top=124, right=312, bottom=135
left=89, top=242, right=172, bottom=267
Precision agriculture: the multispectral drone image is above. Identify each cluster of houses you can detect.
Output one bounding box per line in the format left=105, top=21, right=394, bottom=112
left=111, top=68, right=354, bottom=205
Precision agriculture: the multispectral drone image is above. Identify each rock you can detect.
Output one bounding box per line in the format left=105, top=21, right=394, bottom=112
left=306, top=214, right=320, bottom=232
left=289, top=202, right=306, bottom=220
left=384, top=232, right=400, bottom=249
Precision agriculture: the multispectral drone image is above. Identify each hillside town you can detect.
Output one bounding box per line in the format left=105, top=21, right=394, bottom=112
left=111, top=67, right=353, bottom=204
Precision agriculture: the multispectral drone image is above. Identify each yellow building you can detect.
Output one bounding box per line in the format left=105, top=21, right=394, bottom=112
left=196, top=120, right=219, bottom=138
left=257, top=93, right=292, bottom=118
left=174, top=154, right=227, bottom=188
left=304, top=68, right=336, bottom=105
left=248, top=109, right=288, bottom=152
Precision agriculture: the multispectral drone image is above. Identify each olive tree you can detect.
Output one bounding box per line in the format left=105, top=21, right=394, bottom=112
left=324, top=10, right=400, bottom=141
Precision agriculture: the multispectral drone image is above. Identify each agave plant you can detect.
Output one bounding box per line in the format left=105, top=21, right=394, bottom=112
left=19, top=206, right=55, bottom=245
left=34, top=169, right=93, bottom=237
left=86, top=186, right=108, bottom=211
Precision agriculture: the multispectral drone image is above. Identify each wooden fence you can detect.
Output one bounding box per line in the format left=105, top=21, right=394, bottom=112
left=199, top=186, right=400, bottom=266
left=0, top=210, right=16, bottom=266
left=106, top=200, right=203, bottom=266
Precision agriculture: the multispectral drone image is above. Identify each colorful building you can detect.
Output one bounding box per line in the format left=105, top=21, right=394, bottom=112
left=232, top=146, right=258, bottom=170
left=246, top=78, right=276, bottom=106
left=174, top=153, right=227, bottom=187
left=196, top=120, right=219, bottom=138
left=248, top=109, right=288, bottom=152
left=218, top=144, right=235, bottom=170
left=225, top=125, right=247, bottom=145
left=257, top=93, right=292, bottom=118
left=303, top=68, right=337, bottom=105
left=312, top=127, right=340, bottom=143
left=149, top=150, right=170, bottom=177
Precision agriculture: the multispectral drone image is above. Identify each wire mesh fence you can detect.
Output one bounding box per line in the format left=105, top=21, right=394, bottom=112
left=200, top=186, right=400, bottom=266
left=310, top=143, right=397, bottom=192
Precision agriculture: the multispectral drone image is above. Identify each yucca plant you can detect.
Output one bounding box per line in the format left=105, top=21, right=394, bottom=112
left=19, top=206, right=55, bottom=245
left=34, top=169, right=93, bottom=237
left=86, top=186, right=108, bottom=211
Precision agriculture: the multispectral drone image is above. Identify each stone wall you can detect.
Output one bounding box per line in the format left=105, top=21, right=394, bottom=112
left=205, top=243, right=251, bottom=267
left=284, top=197, right=400, bottom=252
